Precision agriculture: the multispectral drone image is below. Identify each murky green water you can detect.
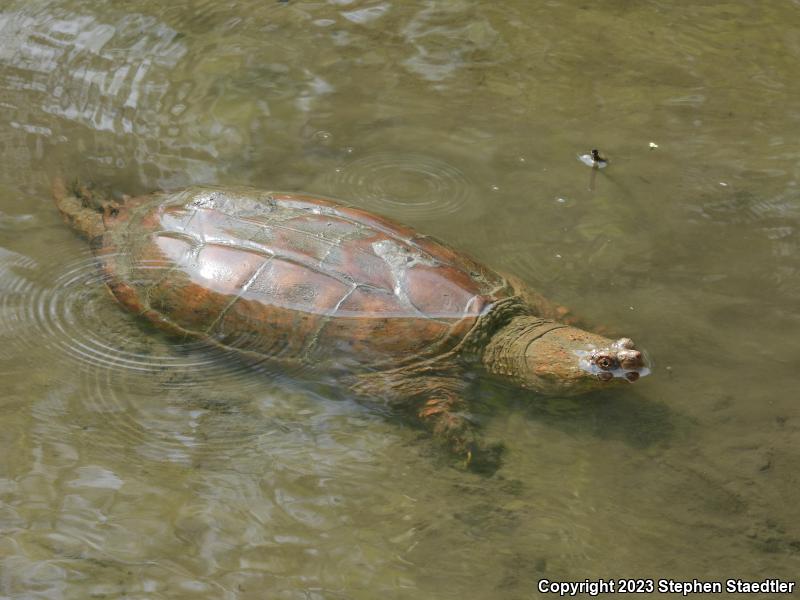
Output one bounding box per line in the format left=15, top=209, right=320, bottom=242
left=1, top=1, right=799, bottom=598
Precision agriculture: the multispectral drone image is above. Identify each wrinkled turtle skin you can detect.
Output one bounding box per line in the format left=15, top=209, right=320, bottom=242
left=53, top=181, right=649, bottom=466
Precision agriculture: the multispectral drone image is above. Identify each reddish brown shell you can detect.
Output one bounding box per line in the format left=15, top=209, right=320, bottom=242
left=100, top=187, right=515, bottom=367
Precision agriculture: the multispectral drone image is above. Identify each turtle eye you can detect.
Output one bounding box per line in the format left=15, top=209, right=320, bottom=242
left=593, top=354, right=618, bottom=370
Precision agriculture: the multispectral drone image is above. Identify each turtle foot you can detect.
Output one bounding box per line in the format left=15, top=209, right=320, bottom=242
left=52, top=177, right=107, bottom=241
left=462, top=441, right=504, bottom=475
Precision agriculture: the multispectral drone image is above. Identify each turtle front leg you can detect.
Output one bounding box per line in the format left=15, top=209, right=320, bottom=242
left=418, top=395, right=478, bottom=462
left=353, top=370, right=503, bottom=471
left=417, top=394, right=503, bottom=472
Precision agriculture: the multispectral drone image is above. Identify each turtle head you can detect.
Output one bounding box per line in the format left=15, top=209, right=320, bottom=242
left=522, top=326, right=650, bottom=395
left=483, top=318, right=650, bottom=396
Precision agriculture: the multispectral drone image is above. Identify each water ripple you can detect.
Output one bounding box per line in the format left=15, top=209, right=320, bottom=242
left=68, top=367, right=279, bottom=466
left=322, top=152, right=474, bottom=220
left=3, top=242, right=291, bottom=465
left=0, top=244, right=275, bottom=391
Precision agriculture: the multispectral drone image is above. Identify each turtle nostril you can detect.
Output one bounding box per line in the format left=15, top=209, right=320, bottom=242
left=619, top=350, right=643, bottom=370
left=597, top=371, right=614, bottom=381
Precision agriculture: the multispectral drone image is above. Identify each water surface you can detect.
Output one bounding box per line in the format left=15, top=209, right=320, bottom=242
left=1, top=1, right=799, bottom=598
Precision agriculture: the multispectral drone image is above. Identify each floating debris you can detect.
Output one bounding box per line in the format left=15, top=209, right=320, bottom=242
left=649, top=142, right=659, bottom=149
left=0, top=211, right=36, bottom=229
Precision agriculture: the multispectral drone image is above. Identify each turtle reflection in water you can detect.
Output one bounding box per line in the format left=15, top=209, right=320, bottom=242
left=53, top=180, right=649, bottom=467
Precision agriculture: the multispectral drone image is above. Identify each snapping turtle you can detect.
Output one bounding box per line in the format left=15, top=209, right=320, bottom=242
left=53, top=180, right=649, bottom=462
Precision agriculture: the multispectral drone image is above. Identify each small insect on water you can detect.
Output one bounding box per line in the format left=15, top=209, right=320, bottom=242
left=578, top=148, right=609, bottom=169
left=577, top=148, right=609, bottom=191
